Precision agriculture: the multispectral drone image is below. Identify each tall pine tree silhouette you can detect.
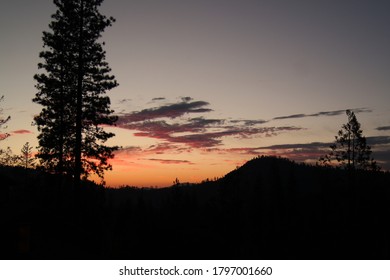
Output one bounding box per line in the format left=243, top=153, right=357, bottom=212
left=319, top=110, right=379, bottom=171
left=33, top=0, right=118, bottom=186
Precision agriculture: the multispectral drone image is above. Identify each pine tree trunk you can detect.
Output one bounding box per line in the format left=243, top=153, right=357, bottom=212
left=347, top=128, right=351, bottom=169
left=58, top=62, right=65, bottom=174
left=75, top=0, right=85, bottom=188
left=352, top=135, right=355, bottom=169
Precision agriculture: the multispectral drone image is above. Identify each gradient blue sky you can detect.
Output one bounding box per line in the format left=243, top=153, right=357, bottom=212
left=1, top=0, right=390, bottom=186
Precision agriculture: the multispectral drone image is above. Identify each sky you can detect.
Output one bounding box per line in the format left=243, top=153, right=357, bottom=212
left=1, top=0, right=390, bottom=187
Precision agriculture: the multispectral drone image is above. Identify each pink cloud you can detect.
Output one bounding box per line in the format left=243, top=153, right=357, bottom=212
left=147, top=158, right=194, bottom=165
left=118, top=117, right=302, bottom=149
left=0, top=133, right=9, bottom=140
left=114, top=97, right=310, bottom=151
left=11, top=129, right=33, bottom=135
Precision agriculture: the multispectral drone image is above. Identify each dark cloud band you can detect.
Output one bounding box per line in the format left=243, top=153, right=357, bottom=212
left=117, top=100, right=212, bottom=123
left=377, top=126, right=390, bottom=131
left=274, top=108, right=371, bottom=120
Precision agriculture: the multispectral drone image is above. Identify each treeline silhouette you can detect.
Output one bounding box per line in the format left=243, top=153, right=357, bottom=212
left=1, top=156, right=390, bottom=259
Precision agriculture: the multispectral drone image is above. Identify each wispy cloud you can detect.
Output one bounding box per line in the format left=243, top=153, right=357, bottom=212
left=147, top=158, right=194, bottom=165
left=377, top=126, right=390, bottom=131
left=112, top=96, right=390, bottom=171
left=0, top=133, right=9, bottom=140
left=256, top=137, right=390, bottom=154
left=228, top=137, right=390, bottom=167
left=114, top=97, right=309, bottom=149
left=116, top=146, right=143, bottom=155
left=118, top=98, right=131, bottom=104
left=145, top=143, right=185, bottom=154
left=115, top=98, right=378, bottom=157
left=230, top=119, right=268, bottom=126
left=366, top=137, right=390, bottom=170
left=257, top=142, right=330, bottom=150
left=213, top=141, right=329, bottom=158
left=116, top=144, right=188, bottom=157
left=117, top=99, right=212, bottom=123
left=181, top=97, right=193, bottom=102
left=120, top=115, right=301, bottom=149
left=367, top=136, right=390, bottom=146
left=273, top=113, right=307, bottom=120
left=11, top=129, right=33, bottom=135
left=273, top=108, right=371, bottom=120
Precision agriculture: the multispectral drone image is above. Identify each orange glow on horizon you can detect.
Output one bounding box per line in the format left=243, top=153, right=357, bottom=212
left=102, top=159, right=235, bottom=188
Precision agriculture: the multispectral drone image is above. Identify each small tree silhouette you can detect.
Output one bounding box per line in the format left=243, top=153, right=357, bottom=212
left=0, top=95, right=10, bottom=141
left=319, top=110, right=379, bottom=171
left=173, top=177, right=180, bottom=186
left=20, top=142, right=35, bottom=169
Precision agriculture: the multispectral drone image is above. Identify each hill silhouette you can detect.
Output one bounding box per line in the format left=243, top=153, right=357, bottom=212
left=1, top=156, right=390, bottom=259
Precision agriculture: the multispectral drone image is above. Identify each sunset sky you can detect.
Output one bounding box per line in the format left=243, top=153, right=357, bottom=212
left=1, top=0, right=390, bottom=187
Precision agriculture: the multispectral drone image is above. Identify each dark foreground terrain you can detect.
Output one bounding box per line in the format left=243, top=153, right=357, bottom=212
left=1, top=156, right=390, bottom=259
